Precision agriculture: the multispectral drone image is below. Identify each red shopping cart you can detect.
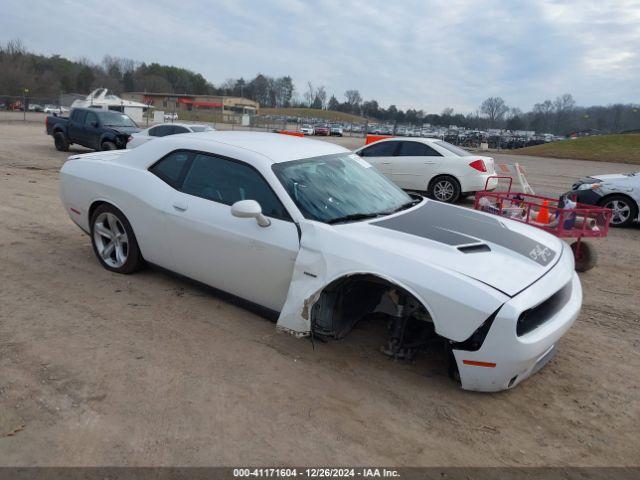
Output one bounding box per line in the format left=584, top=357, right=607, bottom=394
left=474, top=176, right=612, bottom=272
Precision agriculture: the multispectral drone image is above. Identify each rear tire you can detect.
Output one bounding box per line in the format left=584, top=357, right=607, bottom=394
left=428, top=175, right=461, bottom=203
left=54, top=132, right=69, bottom=151
left=101, top=141, right=117, bottom=151
left=599, top=194, right=637, bottom=227
left=571, top=241, right=597, bottom=272
left=90, top=204, right=143, bottom=274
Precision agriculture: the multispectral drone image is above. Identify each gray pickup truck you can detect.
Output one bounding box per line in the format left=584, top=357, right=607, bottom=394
left=46, top=108, right=140, bottom=151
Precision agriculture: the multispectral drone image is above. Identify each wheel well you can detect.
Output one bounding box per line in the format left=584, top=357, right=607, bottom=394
left=597, top=192, right=638, bottom=210
left=311, top=273, right=440, bottom=350
left=87, top=201, right=144, bottom=260
left=88, top=200, right=108, bottom=224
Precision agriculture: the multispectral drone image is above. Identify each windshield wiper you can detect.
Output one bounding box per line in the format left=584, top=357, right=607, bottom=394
left=328, top=199, right=422, bottom=225
left=327, top=212, right=385, bottom=224
left=382, top=198, right=422, bottom=215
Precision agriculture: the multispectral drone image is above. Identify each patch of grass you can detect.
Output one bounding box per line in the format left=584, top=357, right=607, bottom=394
left=513, top=134, right=640, bottom=164
left=259, top=107, right=367, bottom=123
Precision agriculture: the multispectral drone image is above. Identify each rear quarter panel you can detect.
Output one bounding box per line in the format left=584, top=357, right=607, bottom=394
left=60, top=156, right=176, bottom=268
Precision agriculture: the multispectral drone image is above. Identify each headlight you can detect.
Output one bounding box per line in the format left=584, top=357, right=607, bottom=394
left=578, top=183, right=602, bottom=190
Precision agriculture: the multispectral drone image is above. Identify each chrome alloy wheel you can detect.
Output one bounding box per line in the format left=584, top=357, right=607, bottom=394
left=93, top=212, right=129, bottom=268
left=433, top=179, right=455, bottom=202
left=605, top=199, right=631, bottom=225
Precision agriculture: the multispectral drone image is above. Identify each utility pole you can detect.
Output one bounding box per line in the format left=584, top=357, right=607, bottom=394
left=23, top=88, right=29, bottom=122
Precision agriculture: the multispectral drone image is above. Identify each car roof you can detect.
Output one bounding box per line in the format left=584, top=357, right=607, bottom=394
left=369, top=136, right=441, bottom=145
left=356, top=136, right=443, bottom=151
left=149, top=122, right=209, bottom=129
left=160, top=131, right=348, bottom=164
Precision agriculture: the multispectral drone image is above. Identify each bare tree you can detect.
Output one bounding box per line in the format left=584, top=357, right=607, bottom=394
left=315, top=86, right=327, bottom=109
left=480, top=97, right=509, bottom=127
left=344, top=90, right=362, bottom=110
left=304, top=81, right=315, bottom=107
left=221, top=78, right=236, bottom=95
left=553, top=93, right=576, bottom=133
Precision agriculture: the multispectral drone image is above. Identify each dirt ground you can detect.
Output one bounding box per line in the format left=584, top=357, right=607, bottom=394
left=0, top=121, right=638, bottom=466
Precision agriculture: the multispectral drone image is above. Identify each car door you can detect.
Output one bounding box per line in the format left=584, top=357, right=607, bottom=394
left=392, top=141, right=443, bottom=190
left=163, top=151, right=299, bottom=311
left=81, top=110, right=101, bottom=149
left=357, top=141, right=400, bottom=179
left=67, top=110, right=86, bottom=144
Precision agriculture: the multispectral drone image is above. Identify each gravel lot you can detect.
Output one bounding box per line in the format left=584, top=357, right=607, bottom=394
left=0, top=121, right=638, bottom=466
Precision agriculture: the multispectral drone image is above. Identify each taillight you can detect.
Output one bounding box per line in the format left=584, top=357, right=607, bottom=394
left=469, top=159, right=487, bottom=172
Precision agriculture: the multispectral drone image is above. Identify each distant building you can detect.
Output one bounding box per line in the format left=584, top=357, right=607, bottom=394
left=121, top=92, right=259, bottom=116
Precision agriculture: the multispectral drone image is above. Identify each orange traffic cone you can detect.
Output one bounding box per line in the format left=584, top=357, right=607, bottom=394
left=536, top=200, right=550, bottom=224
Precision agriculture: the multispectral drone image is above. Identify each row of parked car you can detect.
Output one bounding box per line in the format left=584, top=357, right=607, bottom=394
left=0, top=101, right=67, bottom=113
left=299, top=124, right=344, bottom=136
left=46, top=108, right=640, bottom=227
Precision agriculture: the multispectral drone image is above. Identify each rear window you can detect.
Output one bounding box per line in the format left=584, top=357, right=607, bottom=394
left=435, top=141, right=471, bottom=156
left=149, top=151, right=190, bottom=189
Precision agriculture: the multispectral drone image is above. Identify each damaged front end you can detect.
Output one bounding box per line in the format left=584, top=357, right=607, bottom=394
left=309, top=274, right=439, bottom=361
left=275, top=222, right=486, bottom=379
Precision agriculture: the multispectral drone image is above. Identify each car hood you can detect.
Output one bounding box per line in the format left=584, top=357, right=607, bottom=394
left=338, top=200, right=564, bottom=297
left=576, top=172, right=639, bottom=185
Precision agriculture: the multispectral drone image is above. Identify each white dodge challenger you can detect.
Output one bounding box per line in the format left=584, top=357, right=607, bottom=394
left=59, top=132, right=582, bottom=392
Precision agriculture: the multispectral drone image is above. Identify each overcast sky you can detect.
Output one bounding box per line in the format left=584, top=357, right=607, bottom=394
left=3, top=0, right=639, bottom=112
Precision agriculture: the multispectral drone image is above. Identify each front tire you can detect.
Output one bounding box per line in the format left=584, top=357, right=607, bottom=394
left=101, top=141, right=117, bottom=151
left=90, top=204, right=143, bottom=274
left=428, top=175, right=461, bottom=203
left=599, top=195, right=638, bottom=227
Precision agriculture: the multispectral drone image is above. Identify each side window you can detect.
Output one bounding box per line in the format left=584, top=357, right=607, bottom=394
left=398, top=141, right=442, bottom=157
left=182, top=153, right=289, bottom=220
left=84, top=111, right=98, bottom=127
left=149, top=125, right=173, bottom=137
left=359, top=141, right=399, bottom=157
left=173, top=126, right=190, bottom=134
left=72, top=110, right=86, bottom=123
left=149, top=151, right=191, bottom=189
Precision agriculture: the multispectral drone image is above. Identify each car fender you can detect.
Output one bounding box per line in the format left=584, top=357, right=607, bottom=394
left=276, top=221, right=507, bottom=341
left=99, top=131, right=122, bottom=147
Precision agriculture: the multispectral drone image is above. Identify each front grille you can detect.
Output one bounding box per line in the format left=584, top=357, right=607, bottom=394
left=517, top=282, right=572, bottom=336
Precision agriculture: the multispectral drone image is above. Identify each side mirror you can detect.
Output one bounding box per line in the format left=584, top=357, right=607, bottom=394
left=90, top=121, right=98, bottom=127
left=231, top=199, right=271, bottom=227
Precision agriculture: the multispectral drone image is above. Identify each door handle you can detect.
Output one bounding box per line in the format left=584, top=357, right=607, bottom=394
left=424, top=161, right=437, bottom=165
left=382, top=162, right=391, bottom=165
left=172, top=199, right=188, bottom=211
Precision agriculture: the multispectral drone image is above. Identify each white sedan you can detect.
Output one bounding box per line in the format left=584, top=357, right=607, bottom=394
left=59, top=132, right=581, bottom=392
left=299, top=124, right=315, bottom=135
left=354, top=138, right=497, bottom=203
left=127, top=123, right=214, bottom=148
